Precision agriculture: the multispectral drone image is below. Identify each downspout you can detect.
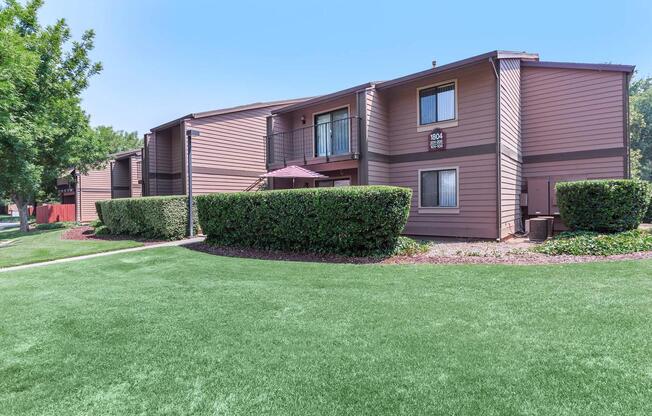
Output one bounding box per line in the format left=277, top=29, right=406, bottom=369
left=110, top=161, right=115, bottom=199
left=624, top=72, right=631, bottom=178
left=155, top=131, right=159, bottom=196
left=490, top=57, right=501, bottom=241
left=356, top=88, right=369, bottom=185
left=181, top=120, right=186, bottom=195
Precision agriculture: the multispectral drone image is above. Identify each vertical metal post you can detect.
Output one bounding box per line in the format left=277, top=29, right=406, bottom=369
left=186, top=132, right=193, bottom=237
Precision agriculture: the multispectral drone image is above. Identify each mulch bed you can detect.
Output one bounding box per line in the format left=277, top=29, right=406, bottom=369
left=186, top=242, right=386, bottom=264
left=61, top=227, right=652, bottom=265
left=384, top=251, right=652, bottom=265
left=61, top=226, right=164, bottom=246
left=186, top=241, right=652, bottom=265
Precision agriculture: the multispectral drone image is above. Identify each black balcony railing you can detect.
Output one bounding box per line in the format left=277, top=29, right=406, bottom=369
left=266, top=116, right=361, bottom=166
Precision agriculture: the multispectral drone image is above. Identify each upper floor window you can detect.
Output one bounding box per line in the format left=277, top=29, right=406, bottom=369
left=314, top=108, right=350, bottom=157
left=419, top=82, right=456, bottom=125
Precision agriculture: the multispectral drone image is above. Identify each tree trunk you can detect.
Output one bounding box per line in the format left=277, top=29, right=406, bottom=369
left=13, top=195, right=30, bottom=232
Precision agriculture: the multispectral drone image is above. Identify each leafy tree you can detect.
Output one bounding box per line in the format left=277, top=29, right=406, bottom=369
left=94, top=125, right=142, bottom=155
left=0, top=0, right=106, bottom=231
left=630, top=75, right=652, bottom=180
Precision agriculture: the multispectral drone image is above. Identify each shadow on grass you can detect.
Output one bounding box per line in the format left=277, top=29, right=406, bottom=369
left=0, top=228, right=55, bottom=241
left=0, top=222, right=69, bottom=241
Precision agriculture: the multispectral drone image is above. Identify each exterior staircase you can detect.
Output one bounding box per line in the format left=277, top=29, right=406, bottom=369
left=244, top=178, right=266, bottom=192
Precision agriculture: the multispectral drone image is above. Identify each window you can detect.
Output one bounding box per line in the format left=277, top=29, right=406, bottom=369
left=419, top=168, right=458, bottom=208
left=314, top=108, right=350, bottom=157
left=419, top=83, right=456, bottom=125
left=316, top=178, right=351, bottom=187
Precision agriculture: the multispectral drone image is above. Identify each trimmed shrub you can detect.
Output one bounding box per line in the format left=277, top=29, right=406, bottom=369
left=97, top=196, right=198, bottom=240
left=94, top=225, right=111, bottom=236
left=196, top=186, right=412, bottom=256
left=94, top=200, right=104, bottom=223
left=556, top=180, right=652, bottom=232
left=534, top=230, right=652, bottom=256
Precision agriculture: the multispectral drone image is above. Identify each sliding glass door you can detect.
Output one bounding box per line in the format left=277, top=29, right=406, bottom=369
left=315, top=108, right=349, bottom=157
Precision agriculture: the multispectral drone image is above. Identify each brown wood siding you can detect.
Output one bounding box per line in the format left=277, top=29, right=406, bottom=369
left=376, top=61, right=498, bottom=238
left=366, top=88, right=391, bottom=185
left=147, top=125, right=184, bottom=195
left=521, top=67, right=625, bottom=156
left=523, top=157, right=625, bottom=179
left=390, top=153, right=497, bottom=239
left=499, top=58, right=523, bottom=238
left=368, top=160, right=390, bottom=185
left=112, top=159, right=131, bottom=198
left=170, top=124, right=184, bottom=195
left=78, top=166, right=111, bottom=222
left=130, top=156, right=142, bottom=198
left=386, top=61, right=497, bottom=155
left=185, top=105, right=287, bottom=194
left=146, top=132, right=158, bottom=195
left=520, top=64, right=627, bottom=218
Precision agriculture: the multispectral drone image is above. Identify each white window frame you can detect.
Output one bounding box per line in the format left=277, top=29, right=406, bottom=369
left=417, top=167, right=460, bottom=214
left=416, top=79, right=459, bottom=132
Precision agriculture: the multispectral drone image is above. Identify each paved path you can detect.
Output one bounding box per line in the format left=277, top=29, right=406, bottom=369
left=0, top=222, right=19, bottom=231
left=0, top=236, right=205, bottom=274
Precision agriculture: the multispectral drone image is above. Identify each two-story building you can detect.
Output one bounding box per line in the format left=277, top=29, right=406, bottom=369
left=58, top=148, right=143, bottom=222
left=144, top=99, right=307, bottom=197
left=264, top=50, right=634, bottom=239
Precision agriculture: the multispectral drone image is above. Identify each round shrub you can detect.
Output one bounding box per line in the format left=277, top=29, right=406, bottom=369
left=196, top=186, right=412, bottom=256
left=556, top=179, right=652, bottom=232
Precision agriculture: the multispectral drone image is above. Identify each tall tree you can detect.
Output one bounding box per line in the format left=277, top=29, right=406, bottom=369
left=94, top=125, right=142, bottom=154
left=630, top=75, right=652, bottom=180
left=0, top=0, right=106, bottom=231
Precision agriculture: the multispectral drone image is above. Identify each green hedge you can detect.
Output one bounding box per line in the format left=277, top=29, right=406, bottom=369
left=556, top=179, right=652, bottom=232
left=535, top=230, right=652, bottom=256
left=94, top=201, right=104, bottom=223
left=196, top=186, right=412, bottom=256
left=97, top=196, right=197, bottom=240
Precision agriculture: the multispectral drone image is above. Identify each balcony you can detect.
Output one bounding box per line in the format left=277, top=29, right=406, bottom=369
left=266, top=116, right=361, bottom=168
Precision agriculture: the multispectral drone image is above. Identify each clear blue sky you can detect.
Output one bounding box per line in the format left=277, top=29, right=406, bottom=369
left=39, top=0, right=652, bottom=136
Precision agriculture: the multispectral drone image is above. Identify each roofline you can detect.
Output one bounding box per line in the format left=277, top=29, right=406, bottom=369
left=150, top=98, right=310, bottom=132
left=271, top=82, right=375, bottom=115
left=111, top=148, right=141, bottom=160
left=521, top=60, right=635, bottom=73
left=376, top=50, right=539, bottom=90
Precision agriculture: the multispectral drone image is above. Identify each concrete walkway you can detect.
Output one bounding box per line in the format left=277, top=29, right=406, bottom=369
left=0, top=222, right=19, bottom=231
left=0, top=236, right=205, bottom=274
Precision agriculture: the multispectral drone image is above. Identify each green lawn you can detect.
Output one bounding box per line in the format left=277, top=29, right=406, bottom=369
left=0, top=227, right=142, bottom=268
left=1, top=247, right=651, bottom=415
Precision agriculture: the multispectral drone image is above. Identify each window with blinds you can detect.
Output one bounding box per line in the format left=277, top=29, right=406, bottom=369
left=419, top=83, right=456, bottom=125
left=419, top=168, right=458, bottom=208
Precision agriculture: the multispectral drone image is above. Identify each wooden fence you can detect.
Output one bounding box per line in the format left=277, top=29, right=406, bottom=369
left=36, top=204, right=75, bottom=224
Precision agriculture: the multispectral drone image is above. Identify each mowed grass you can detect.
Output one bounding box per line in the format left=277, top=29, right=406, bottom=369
left=0, top=227, right=142, bottom=268
left=1, top=247, right=651, bottom=415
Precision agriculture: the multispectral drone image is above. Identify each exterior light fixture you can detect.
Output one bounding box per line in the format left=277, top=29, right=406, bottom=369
left=186, top=129, right=200, bottom=237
